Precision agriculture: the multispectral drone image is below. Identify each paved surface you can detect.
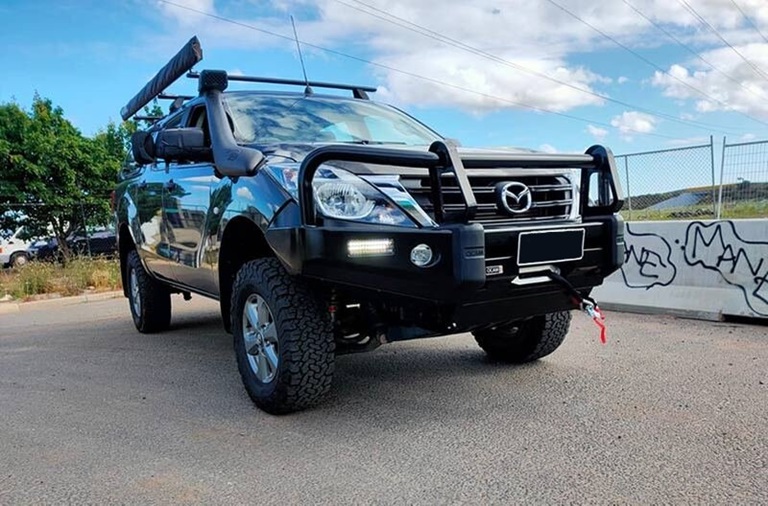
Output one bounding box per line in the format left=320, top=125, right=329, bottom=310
left=1, top=297, right=766, bottom=504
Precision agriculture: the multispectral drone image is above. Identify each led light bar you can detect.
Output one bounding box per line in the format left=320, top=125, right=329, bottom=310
left=347, top=239, right=395, bottom=257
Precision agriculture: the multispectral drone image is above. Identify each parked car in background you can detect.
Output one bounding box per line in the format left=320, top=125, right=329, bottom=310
left=27, top=237, right=58, bottom=262
left=0, top=227, right=32, bottom=268
left=27, top=227, right=117, bottom=262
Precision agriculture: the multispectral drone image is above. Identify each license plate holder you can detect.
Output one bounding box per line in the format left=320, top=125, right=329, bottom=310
left=517, top=229, right=585, bottom=267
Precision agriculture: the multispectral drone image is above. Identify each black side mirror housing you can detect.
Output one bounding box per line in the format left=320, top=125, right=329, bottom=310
left=154, top=127, right=212, bottom=163
left=130, top=131, right=156, bottom=166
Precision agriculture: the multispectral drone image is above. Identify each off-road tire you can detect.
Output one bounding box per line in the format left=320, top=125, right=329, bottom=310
left=10, top=252, right=29, bottom=268
left=473, top=311, right=572, bottom=363
left=231, top=258, right=335, bottom=415
left=126, top=250, right=171, bottom=333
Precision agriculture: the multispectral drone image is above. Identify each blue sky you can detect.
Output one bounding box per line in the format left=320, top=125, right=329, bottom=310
left=2, top=0, right=768, bottom=158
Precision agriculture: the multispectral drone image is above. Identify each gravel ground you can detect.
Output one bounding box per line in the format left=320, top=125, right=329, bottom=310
left=1, top=296, right=766, bottom=504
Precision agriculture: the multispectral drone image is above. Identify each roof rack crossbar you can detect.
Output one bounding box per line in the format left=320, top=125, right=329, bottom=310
left=133, top=115, right=164, bottom=123
left=158, top=93, right=195, bottom=101
left=186, top=71, right=376, bottom=97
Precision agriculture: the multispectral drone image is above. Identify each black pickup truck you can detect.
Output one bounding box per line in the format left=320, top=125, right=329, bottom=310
left=114, top=37, right=624, bottom=414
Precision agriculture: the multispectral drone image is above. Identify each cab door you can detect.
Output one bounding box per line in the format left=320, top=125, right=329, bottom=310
left=135, top=165, right=177, bottom=281
left=162, top=105, right=222, bottom=294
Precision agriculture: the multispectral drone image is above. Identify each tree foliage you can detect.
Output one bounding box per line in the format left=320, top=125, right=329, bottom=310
left=0, top=94, right=131, bottom=256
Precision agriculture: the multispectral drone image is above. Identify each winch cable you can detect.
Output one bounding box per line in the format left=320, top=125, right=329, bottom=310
left=545, top=270, right=607, bottom=344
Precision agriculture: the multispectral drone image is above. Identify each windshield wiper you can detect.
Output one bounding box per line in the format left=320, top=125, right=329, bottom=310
left=337, top=140, right=408, bottom=145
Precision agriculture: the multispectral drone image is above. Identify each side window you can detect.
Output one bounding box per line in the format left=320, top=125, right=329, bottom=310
left=164, top=113, right=183, bottom=130
left=189, top=105, right=236, bottom=145
left=189, top=106, right=211, bottom=147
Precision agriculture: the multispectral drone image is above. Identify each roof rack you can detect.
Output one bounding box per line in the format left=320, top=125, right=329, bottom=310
left=186, top=71, right=377, bottom=100
left=158, top=93, right=195, bottom=101
left=133, top=115, right=164, bottom=124
left=157, top=93, right=195, bottom=113
left=120, top=35, right=377, bottom=121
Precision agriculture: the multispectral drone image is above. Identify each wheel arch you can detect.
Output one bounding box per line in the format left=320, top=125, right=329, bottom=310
left=218, top=216, right=275, bottom=332
left=118, top=222, right=135, bottom=298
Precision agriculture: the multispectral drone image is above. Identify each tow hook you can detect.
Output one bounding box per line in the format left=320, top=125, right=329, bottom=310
left=545, top=271, right=608, bottom=344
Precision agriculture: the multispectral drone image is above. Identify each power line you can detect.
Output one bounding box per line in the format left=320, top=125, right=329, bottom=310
left=331, top=0, right=747, bottom=135
left=728, top=0, right=768, bottom=44
left=544, top=0, right=768, bottom=128
left=155, top=0, right=680, bottom=140
left=677, top=0, right=768, bottom=82
left=622, top=0, right=767, bottom=101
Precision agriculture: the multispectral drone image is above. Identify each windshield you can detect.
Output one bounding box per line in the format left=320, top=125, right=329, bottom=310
left=223, top=94, right=441, bottom=146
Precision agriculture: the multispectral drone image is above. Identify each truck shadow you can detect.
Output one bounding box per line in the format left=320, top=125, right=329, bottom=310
left=146, top=308, right=568, bottom=425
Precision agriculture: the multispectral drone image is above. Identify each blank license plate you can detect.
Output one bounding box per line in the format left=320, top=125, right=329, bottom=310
left=517, top=229, right=585, bottom=266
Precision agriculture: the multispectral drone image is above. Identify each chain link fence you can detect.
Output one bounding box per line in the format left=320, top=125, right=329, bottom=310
left=615, top=138, right=717, bottom=221
left=717, top=138, right=768, bottom=219
left=614, top=136, right=768, bottom=221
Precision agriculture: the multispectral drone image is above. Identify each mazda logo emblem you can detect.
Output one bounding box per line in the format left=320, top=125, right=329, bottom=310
left=496, top=182, right=532, bottom=214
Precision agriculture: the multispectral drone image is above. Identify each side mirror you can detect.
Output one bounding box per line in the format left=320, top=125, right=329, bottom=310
left=154, top=128, right=212, bottom=163
left=131, top=131, right=155, bottom=166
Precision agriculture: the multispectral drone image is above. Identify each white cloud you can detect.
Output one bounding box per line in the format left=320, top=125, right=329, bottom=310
left=149, top=0, right=768, bottom=119
left=740, top=133, right=757, bottom=142
left=158, top=0, right=214, bottom=26
left=586, top=124, right=608, bottom=140
left=651, top=43, right=768, bottom=118
left=611, top=111, right=657, bottom=140
left=538, top=143, right=557, bottom=153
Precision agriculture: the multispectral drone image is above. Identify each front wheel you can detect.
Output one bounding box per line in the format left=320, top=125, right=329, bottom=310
left=473, top=311, right=572, bottom=363
left=231, top=258, right=335, bottom=415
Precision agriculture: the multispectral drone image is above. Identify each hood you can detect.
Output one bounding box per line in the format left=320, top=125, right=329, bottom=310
left=258, top=142, right=545, bottom=174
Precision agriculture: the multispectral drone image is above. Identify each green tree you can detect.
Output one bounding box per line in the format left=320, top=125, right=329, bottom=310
left=0, top=94, right=126, bottom=258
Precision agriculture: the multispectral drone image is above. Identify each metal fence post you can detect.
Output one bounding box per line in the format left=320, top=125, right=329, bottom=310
left=623, top=156, right=632, bottom=220
left=717, top=136, right=726, bottom=220
left=709, top=135, right=716, bottom=219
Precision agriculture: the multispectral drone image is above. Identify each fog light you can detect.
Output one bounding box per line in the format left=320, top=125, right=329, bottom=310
left=410, top=243, right=433, bottom=267
left=347, top=238, right=394, bottom=257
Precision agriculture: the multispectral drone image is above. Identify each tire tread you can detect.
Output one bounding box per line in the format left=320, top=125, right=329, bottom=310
left=231, top=258, right=334, bottom=414
left=474, top=311, right=571, bottom=363
left=127, top=250, right=171, bottom=333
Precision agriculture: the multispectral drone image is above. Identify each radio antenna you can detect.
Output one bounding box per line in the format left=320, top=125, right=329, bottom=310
left=290, top=15, right=313, bottom=96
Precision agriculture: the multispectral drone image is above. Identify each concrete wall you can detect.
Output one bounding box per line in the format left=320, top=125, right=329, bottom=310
left=592, top=219, right=768, bottom=320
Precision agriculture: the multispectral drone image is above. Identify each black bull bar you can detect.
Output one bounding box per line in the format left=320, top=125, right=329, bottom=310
left=298, top=141, right=624, bottom=227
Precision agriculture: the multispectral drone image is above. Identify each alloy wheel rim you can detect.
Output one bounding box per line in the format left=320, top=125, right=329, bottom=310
left=242, top=294, right=279, bottom=383
left=130, top=269, right=141, bottom=317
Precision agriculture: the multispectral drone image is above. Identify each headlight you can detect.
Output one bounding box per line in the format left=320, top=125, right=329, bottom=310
left=266, top=164, right=420, bottom=227
left=314, top=182, right=375, bottom=220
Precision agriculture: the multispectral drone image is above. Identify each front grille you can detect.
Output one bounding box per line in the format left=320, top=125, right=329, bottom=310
left=400, top=171, right=575, bottom=225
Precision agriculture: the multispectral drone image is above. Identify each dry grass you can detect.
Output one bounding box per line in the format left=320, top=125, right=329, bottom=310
left=0, top=257, right=122, bottom=301
left=625, top=199, right=768, bottom=221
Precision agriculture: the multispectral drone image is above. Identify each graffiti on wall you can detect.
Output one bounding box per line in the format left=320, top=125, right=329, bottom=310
left=620, top=224, right=677, bottom=289
left=619, top=220, right=768, bottom=317
left=683, top=221, right=768, bottom=316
